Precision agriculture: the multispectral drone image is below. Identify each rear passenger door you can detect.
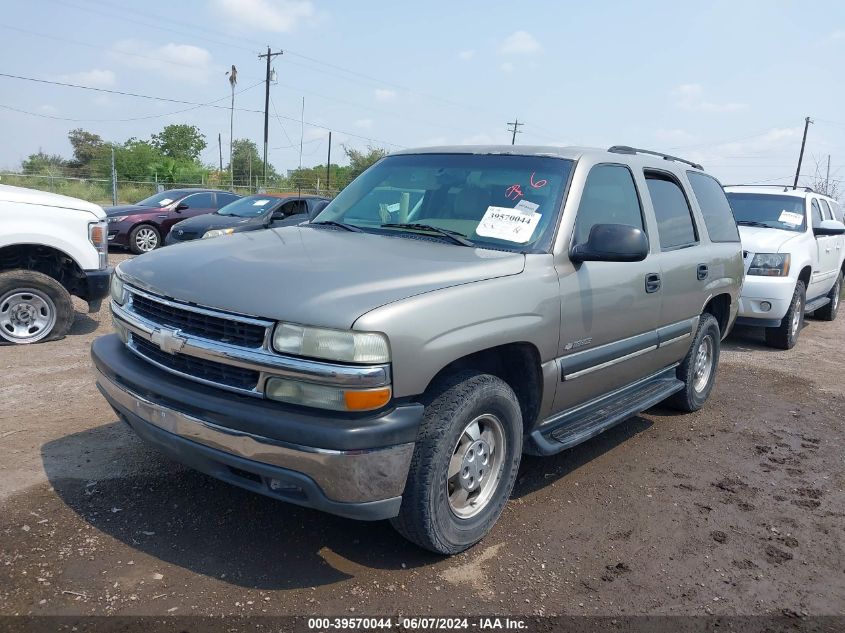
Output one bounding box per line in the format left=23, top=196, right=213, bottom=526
left=642, top=171, right=709, bottom=365
left=808, top=198, right=835, bottom=297
left=817, top=199, right=842, bottom=287
left=553, top=163, right=663, bottom=413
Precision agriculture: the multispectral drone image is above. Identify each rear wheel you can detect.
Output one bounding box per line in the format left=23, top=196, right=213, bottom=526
left=390, top=371, right=522, bottom=555
left=0, top=270, right=73, bottom=344
left=813, top=272, right=841, bottom=321
left=129, top=224, right=161, bottom=254
left=765, top=280, right=805, bottom=349
left=668, top=313, right=720, bottom=412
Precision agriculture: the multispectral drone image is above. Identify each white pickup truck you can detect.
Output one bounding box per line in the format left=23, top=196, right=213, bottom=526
left=725, top=185, right=845, bottom=348
left=0, top=184, right=111, bottom=344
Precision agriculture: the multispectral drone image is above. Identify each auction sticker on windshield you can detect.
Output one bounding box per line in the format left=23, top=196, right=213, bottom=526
left=476, top=205, right=541, bottom=243
left=778, top=210, right=804, bottom=225
left=253, top=199, right=270, bottom=206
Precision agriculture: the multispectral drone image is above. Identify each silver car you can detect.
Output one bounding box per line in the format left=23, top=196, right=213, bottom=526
left=93, top=145, right=743, bottom=554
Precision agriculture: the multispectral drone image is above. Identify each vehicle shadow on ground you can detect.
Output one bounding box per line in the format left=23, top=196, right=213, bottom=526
left=69, top=312, right=100, bottom=336
left=41, top=421, right=440, bottom=590
left=723, top=322, right=811, bottom=352
left=513, top=415, right=652, bottom=497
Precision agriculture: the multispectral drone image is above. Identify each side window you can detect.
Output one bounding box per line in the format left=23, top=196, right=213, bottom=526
left=686, top=171, right=740, bottom=242
left=833, top=201, right=844, bottom=222
left=216, top=193, right=239, bottom=208
left=810, top=199, right=822, bottom=227
left=280, top=200, right=306, bottom=216
left=573, top=164, right=644, bottom=246
left=181, top=193, right=214, bottom=209
left=819, top=199, right=832, bottom=220
left=644, top=172, right=697, bottom=250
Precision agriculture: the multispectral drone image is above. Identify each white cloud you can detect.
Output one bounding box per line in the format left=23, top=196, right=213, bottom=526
left=655, top=128, right=697, bottom=145
left=110, top=40, right=214, bottom=83
left=54, top=69, right=115, bottom=88
left=500, top=30, right=540, bottom=55
left=354, top=118, right=373, bottom=129
left=500, top=62, right=515, bottom=74
left=685, top=126, right=803, bottom=169
left=672, top=83, right=746, bottom=113
left=210, top=0, right=315, bottom=32
left=374, top=88, right=397, bottom=102
left=420, top=136, right=448, bottom=146
left=458, top=49, right=475, bottom=61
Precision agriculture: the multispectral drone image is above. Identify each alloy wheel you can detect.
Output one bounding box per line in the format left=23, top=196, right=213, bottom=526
left=447, top=414, right=506, bottom=519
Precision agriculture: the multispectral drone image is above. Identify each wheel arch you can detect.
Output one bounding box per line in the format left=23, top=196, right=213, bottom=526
left=702, top=292, right=732, bottom=337
left=0, top=243, right=86, bottom=296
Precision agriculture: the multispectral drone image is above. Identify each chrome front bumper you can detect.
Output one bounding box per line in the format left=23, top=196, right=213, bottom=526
left=96, top=368, right=414, bottom=506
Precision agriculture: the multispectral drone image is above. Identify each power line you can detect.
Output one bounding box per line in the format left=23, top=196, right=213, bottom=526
left=507, top=119, right=523, bottom=145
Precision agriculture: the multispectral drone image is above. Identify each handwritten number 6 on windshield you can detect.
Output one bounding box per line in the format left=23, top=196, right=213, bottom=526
left=530, top=172, right=548, bottom=189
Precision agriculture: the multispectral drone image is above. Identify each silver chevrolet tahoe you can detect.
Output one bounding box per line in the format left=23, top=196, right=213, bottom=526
left=92, top=145, right=743, bottom=554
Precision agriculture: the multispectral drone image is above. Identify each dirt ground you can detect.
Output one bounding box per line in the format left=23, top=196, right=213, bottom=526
left=1, top=252, right=843, bottom=618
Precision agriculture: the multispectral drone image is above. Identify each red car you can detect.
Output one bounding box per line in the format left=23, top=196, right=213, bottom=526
left=105, top=189, right=240, bottom=254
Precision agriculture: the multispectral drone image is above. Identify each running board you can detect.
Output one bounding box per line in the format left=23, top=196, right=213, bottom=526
left=527, top=367, right=683, bottom=456
left=805, top=296, right=831, bottom=313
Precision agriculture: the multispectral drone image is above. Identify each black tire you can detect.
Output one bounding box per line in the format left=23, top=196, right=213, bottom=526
left=813, top=272, right=841, bottom=321
left=668, top=313, right=721, bottom=412
left=390, top=371, right=523, bottom=555
left=0, top=270, right=74, bottom=344
left=129, top=224, right=161, bottom=254
left=765, top=280, right=805, bottom=349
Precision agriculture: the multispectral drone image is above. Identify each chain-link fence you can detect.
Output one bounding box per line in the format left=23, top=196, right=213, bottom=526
left=0, top=172, right=345, bottom=206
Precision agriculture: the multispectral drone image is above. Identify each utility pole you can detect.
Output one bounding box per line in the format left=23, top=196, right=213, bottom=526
left=227, top=65, right=238, bottom=191
left=258, top=46, right=283, bottom=187
left=825, top=154, right=831, bottom=193
left=218, top=133, right=223, bottom=171
left=298, top=96, right=304, bottom=198
left=110, top=146, right=117, bottom=206
left=793, top=116, right=812, bottom=190
left=507, top=118, right=523, bottom=145
left=326, top=131, right=331, bottom=193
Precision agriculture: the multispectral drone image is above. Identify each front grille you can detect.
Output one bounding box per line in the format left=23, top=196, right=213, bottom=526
left=132, top=336, right=260, bottom=391
left=173, top=231, right=198, bottom=241
left=131, top=293, right=267, bottom=348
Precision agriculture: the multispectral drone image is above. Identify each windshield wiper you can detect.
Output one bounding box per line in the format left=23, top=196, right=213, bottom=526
left=736, top=220, right=774, bottom=228
left=311, top=220, right=363, bottom=232
left=380, top=223, right=474, bottom=247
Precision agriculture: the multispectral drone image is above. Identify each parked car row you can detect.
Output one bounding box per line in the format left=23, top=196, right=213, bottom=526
left=105, top=189, right=330, bottom=254
left=2, top=145, right=843, bottom=557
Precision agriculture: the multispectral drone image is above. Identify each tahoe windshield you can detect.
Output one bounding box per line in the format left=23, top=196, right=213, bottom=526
left=725, top=193, right=807, bottom=232
left=136, top=191, right=186, bottom=207
left=312, top=153, right=573, bottom=252
left=218, top=196, right=281, bottom=217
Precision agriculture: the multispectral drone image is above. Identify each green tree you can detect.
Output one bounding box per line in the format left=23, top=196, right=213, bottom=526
left=226, top=139, right=276, bottom=187
left=67, top=128, right=106, bottom=172
left=112, top=139, right=164, bottom=181
left=288, top=163, right=351, bottom=191
left=343, top=144, right=387, bottom=180
left=151, top=124, right=207, bottom=162
left=22, top=151, right=67, bottom=175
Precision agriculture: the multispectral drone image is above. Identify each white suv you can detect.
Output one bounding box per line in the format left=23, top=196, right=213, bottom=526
left=0, top=184, right=111, bottom=344
left=725, top=185, right=845, bottom=349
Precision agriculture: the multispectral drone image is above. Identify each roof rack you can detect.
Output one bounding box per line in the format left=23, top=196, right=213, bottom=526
left=725, top=184, right=816, bottom=193
left=607, top=145, right=703, bottom=171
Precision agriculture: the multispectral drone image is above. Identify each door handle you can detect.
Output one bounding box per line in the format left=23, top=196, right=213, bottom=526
left=645, top=272, right=661, bottom=293
left=697, top=264, right=709, bottom=280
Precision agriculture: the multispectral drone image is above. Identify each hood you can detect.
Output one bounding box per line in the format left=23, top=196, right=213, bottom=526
left=738, top=225, right=803, bottom=253
left=120, top=225, right=525, bottom=328
left=172, top=213, right=260, bottom=233
left=106, top=204, right=163, bottom=217
left=0, top=184, right=105, bottom=219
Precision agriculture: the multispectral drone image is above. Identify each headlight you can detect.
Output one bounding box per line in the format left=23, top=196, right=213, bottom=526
left=272, top=323, right=390, bottom=363
left=108, top=216, right=127, bottom=223
left=110, top=269, right=126, bottom=305
left=202, top=228, right=235, bottom=239
left=265, top=377, right=392, bottom=411
left=748, top=253, right=790, bottom=277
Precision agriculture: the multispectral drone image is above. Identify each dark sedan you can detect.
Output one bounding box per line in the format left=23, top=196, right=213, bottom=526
left=165, top=194, right=330, bottom=245
left=106, top=189, right=240, bottom=254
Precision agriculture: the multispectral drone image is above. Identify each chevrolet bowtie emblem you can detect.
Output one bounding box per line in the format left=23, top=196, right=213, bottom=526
left=151, top=327, right=187, bottom=354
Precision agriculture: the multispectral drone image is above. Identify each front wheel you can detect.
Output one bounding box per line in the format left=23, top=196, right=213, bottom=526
left=0, top=270, right=74, bottom=344
left=765, top=280, right=805, bottom=349
left=129, top=224, right=161, bottom=254
left=391, top=371, right=523, bottom=555
left=668, top=313, right=720, bottom=412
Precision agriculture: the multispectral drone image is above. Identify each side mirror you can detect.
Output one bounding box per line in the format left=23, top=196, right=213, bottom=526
left=813, top=219, right=845, bottom=236
left=570, top=223, right=649, bottom=263
left=175, top=201, right=189, bottom=212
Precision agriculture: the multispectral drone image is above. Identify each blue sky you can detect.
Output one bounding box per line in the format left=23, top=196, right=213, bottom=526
left=2, top=0, right=845, bottom=187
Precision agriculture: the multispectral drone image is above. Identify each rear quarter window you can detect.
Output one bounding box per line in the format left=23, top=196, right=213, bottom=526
left=686, top=172, right=740, bottom=242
